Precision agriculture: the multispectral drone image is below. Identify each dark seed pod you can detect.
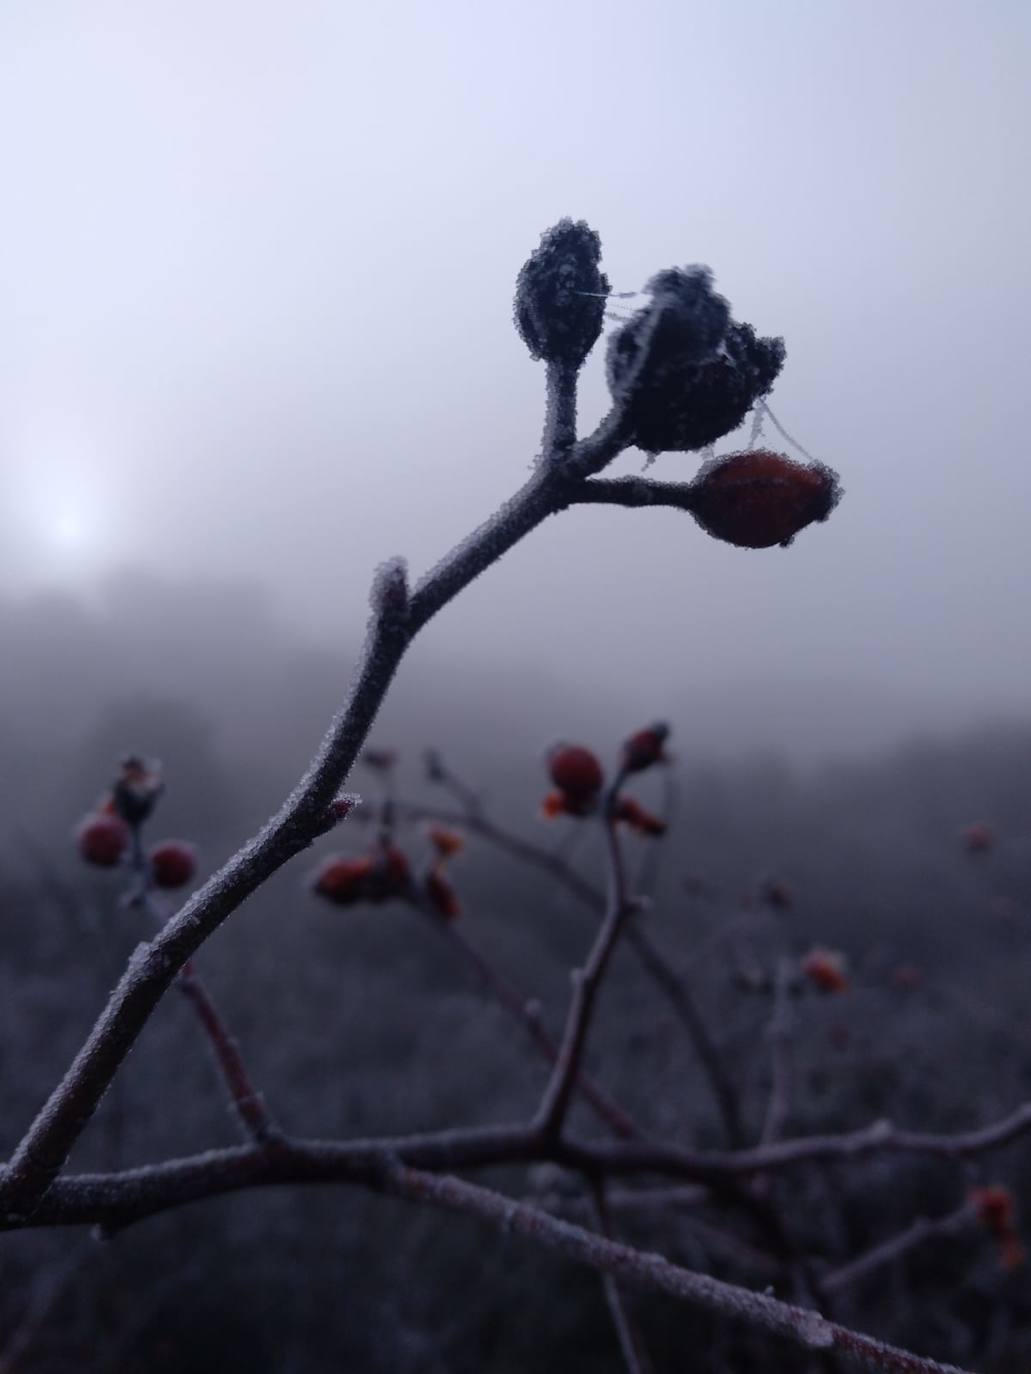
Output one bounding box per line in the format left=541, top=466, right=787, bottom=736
left=514, top=219, right=609, bottom=368
left=607, top=268, right=784, bottom=454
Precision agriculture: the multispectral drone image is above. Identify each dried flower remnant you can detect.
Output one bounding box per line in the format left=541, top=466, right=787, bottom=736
left=75, top=813, right=131, bottom=868
left=110, top=755, right=165, bottom=826
left=428, top=825, right=464, bottom=859
left=613, top=797, right=667, bottom=837
left=148, top=841, right=198, bottom=890
left=688, top=450, right=840, bottom=549
left=621, top=722, right=670, bottom=774
left=606, top=267, right=784, bottom=455
left=800, top=947, right=849, bottom=994
left=514, top=219, right=609, bottom=368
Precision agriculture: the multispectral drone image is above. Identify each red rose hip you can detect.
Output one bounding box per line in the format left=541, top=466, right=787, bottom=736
left=76, top=813, right=131, bottom=867
left=149, top=840, right=198, bottom=889
left=547, top=744, right=604, bottom=800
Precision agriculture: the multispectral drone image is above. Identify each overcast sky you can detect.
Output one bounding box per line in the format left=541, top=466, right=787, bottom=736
left=1, top=0, right=1029, bottom=740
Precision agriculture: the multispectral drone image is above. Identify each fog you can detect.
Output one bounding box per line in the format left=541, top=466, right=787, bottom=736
left=1, top=0, right=1029, bottom=758
left=6, top=10, right=1031, bottom=1366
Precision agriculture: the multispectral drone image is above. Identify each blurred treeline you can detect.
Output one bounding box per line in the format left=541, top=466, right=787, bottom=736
left=2, top=576, right=1031, bottom=1371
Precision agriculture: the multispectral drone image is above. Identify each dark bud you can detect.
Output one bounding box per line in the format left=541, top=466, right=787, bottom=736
left=423, top=748, right=446, bottom=783
left=621, top=722, right=669, bottom=773
left=514, top=219, right=609, bottom=368
left=111, top=755, right=164, bottom=826
left=606, top=267, right=784, bottom=454
left=688, top=449, right=840, bottom=549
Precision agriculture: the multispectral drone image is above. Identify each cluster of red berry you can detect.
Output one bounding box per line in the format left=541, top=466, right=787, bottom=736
left=542, top=723, right=669, bottom=829
left=74, top=756, right=197, bottom=891
left=312, top=824, right=464, bottom=923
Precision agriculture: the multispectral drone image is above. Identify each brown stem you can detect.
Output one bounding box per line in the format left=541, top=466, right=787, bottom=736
left=175, top=961, right=278, bottom=1143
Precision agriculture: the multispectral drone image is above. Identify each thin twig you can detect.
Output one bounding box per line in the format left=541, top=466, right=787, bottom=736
left=381, top=791, right=746, bottom=1145
left=621, top=920, right=746, bottom=1147
left=820, top=1204, right=976, bottom=1298
left=590, top=1180, right=654, bottom=1374
left=427, top=908, right=639, bottom=1139
left=761, top=957, right=796, bottom=1146
left=535, top=786, right=635, bottom=1138
left=135, top=871, right=277, bottom=1145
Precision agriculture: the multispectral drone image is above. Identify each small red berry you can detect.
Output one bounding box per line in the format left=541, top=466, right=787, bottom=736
left=689, top=449, right=840, bottom=549
left=363, top=845, right=412, bottom=903
left=148, top=840, right=198, bottom=889
left=76, top=813, right=131, bottom=867
left=312, top=856, right=375, bottom=906
left=621, top=723, right=669, bottom=773
left=547, top=744, right=604, bottom=801
left=800, top=947, right=849, bottom=994
left=972, top=1185, right=1016, bottom=1235
left=961, top=823, right=994, bottom=855
left=381, top=845, right=411, bottom=894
